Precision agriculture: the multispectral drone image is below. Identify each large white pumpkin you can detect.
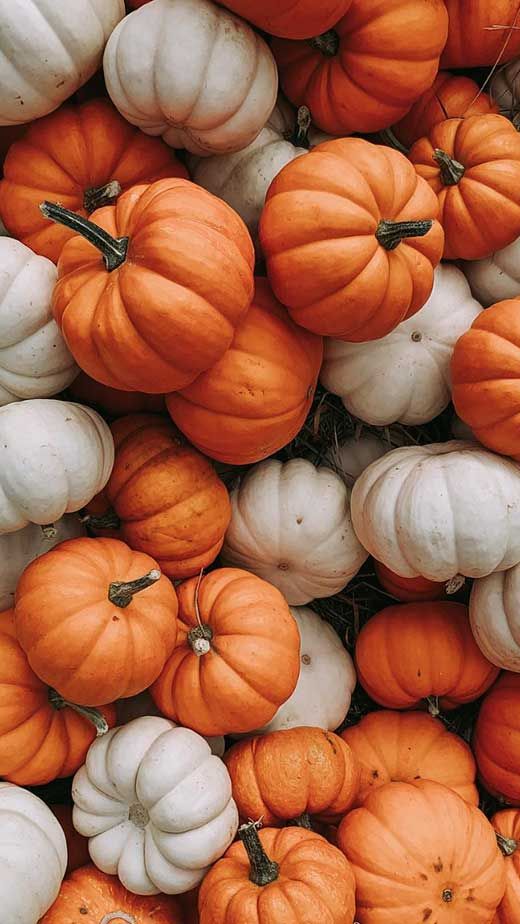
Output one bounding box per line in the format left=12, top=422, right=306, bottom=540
left=0, top=0, right=125, bottom=125
left=329, top=434, right=391, bottom=487
left=470, top=564, right=520, bottom=671
left=221, top=458, right=368, bottom=605
left=320, top=264, right=482, bottom=427
left=103, top=0, right=278, bottom=156
left=351, top=441, right=520, bottom=582
left=0, top=398, right=114, bottom=534
left=72, top=717, right=238, bottom=895
left=0, top=238, right=77, bottom=404
left=462, top=236, right=520, bottom=307
left=0, top=781, right=67, bottom=923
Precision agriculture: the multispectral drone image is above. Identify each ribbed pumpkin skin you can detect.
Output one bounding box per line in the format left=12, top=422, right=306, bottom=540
left=474, top=673, right=520, bottom=805
left=214, top=0, right=353, bottom=38
left=224, top=727, right=360, bottom=824
left=68, top=371, right=165, bottom=417
left=342, top=711, right=478, bottom=806
left=198, top=826, right=356, bottom=924
left=337, top=780, right=506, bottom=923
left=355, top=602, right=499, bottom=710
left=492, top=809, right=520, bottom=923
left=0, top=610, right=116, bottom=786
left=374, top=561, right=445, bottom=602
left=441, top=1, right=520, bottom=68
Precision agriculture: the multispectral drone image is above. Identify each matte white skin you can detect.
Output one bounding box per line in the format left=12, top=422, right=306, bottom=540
left=222, top=458, right=368, bottom=605
left=0, top=239, right=77, bottom=404
left=351, top=440, right=520, bottom=581
left=470, top=564, right=520, bottom=671
left=72, top=717, right=238, bottom=895
left=0, top=0, right=125, bottom=125
left=329, top=434, right=392, bottom=487
left=490, top=57, right=520, bottom=119
left=321, top=265, right=482, bottom=427
left=0, top=398, right=114, bottom=534
left=103, top=0, right=278, bottom=156
left=0, top=781, right=67, bottom=924
left=114, top=694, right=225, bottom=758
left=462, top=235, right=520, bottom=307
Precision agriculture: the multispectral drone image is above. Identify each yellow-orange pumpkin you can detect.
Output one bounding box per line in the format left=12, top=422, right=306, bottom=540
left=492, top=808, right=520, bottom=924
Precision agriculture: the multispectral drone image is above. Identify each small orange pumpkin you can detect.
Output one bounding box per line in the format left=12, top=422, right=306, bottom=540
left=441, top=1, right=520, bottom=68
left=374, top=561, right=446, bottom=602
left=49, top=805, right=90, bottom=874
left=473, top=673, right=520, bottom=805
left=492, top=808, right=520, bottom=924
left=68, top=371, right=165, bottom=418
left=211, top=0, right=353, bottom=39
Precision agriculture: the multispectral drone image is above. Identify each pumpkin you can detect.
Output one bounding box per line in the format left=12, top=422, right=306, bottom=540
left=0, top=1, right=125, bottom=125
left=166, top=279, right=323, bottom=465
left=213, top=0, right=353, bottom=39
left=470, top=562, right=520, bottom=671
left=355, top=601, right=499, bottom=711
left=72, top=717, right=238, bottom=894
left=68, top=371, right=165, bottom=417
left=0, top=125, right=26, bottom=172
left=259, top=138, right=444, bottom=341
left=271, top=0, right=448, bottom=136
left=391, top=71, right=499, bottom=150
left=320, top=263, right=482, bottom=427
left=473, top=673, right=520, bottom=804
left=452, top=299, right=520, bottom=459
left=0, top=781, right=67, bottom=923
left=492, top=809, right=520, bottom=924
left=0, top=398, right=113, bottom=534
left=151, top=567, right=300, bottom=736
left=375, top=561, right=446, bottom=603
left=342, top=710, right=478, bottom=806
left=225, top=727, right=360, bottom=826
left=14, top=536, right=178, bottom=707
left=409, top=114, right=520, bottom=261
left=491, top=58, right=520, bottom=123
left=44, top=178, right=254, bottom=394
left=441, top=1, right=520, bottom=68
left=329, top=434, right=390, bottom=487
left=463, top=237, right=520, bottom=307
left=103, top=0, right=278, bottom=157
left=49, top=805, right=90, bottom=874
left=91, top=414, right=231, bottom=579
left=351, top=440, right=520, bottom=581
left=221, top=459, right=368, bottom=605
left=198, top=822, right=356, bottom=924
left=0, top=98, right=187, bottom=263
left=115, top=691, right=226, bottom=758
left=337, top=779, right=506, bottom=923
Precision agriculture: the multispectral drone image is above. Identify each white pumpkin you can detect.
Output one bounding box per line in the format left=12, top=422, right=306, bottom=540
left=103, top=0, right=278, bottom=156
left=320, top=264, right=482, bottom=427
left=115, top=693, right=225, bottom=758
left=0, top=238, right=77, bottom=404
left=490, top=57, right=520, bottom=121
left=0, top=0, right=125, bottom=125
left=329, top=434, right=391, bottom=487
left=470, top=564, right=520, bottom=671
left=221, top=458, right=368, bottom=605
left=72, top=717, right=238, bottom=895
left=0, top=781, right=67, bottom=923
left=351, top=440, right=520, bottom=582
left=462, top=236, right=520, bottom=307
left=0, top=398, right=114, bottom=535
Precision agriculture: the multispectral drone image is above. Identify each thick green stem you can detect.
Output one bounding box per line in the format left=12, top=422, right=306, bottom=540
left=308, top=29, right=339, bottom=57
left=496, top=832, right=519, bottom=856
left=433, top=148, right=465, bottom=185
left=238, top=822, right=280, bottom=886
left=39, top=201, right=128, bottom=271
left=108, top=569, right=161, bottom=608
left=99, top=914, right=136, bottom=924
left=80, top=510, right=121, bottom=531
left=188, top=624, right=213, bottom=656
left=375, top=219, right=433, bottom=251
left=378, top=127, right=409, bottom=154
left=83, top=180, right=122, bottom=214
left=48, top=688, right=108, bottom=737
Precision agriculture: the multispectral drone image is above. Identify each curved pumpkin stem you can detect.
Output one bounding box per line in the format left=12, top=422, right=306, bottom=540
left=80, top=509, right=121, bottom=531
left=239, top=822, right=280, bottom=886
left=496, top=832, right=519, bottom=856
left=375, top=219, right=433, bottom=251
left=293, top=106, right=312, bottom=149
left=433, top=148, right=465, bottom=185
left=308, top=29, right=339, bottom=57
left=41, top=523, right=57, bottom=540
left=48, top=688, right=109, bottom=737
left=84, top=180, right=122, bottom=215
left=39, top=201, right=128, bottom=272
left=287, top=812, right=312, bottom=829
left=99, top=914, right=136, bottom=924
left=108, top=569, right=161, bottom=608
left=378, top=127, right=409, bottom=154
left=188, top=624, right=213, bottom=656
left=427, top=695, right=440, bottom=717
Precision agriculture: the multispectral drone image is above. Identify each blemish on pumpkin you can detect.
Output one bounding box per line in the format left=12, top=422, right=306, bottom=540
left=414, top=775, right=421, bottom=779
left=372, top=770, right=379, bottom=779
left=466, top=889, right=475, bottom=902
left=417, top=668, right=422, bottom=677
left=296, top=517, right=303, bottom=524
left=433, top=859, right=443, bottom=872
left=278, top=561, right=290, bottom=571
left=112, top=615, right=120, bottom=621
left=79, top=909, right=88, bottom=915
left=301, top=654, right=311, bottom=665
left=423, top=910, right=432, bottom=922
left=419, top=873, right=428, bottom=881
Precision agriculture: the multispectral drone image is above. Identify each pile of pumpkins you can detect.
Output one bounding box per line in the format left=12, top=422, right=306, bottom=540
left=4, top=1, right=520, bottom=923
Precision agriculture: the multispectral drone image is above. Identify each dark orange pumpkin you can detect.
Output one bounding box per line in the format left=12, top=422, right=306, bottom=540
left=214, top=0, right=353, bottom=39
left=441, top=1, right=520, bottom=68
left=68, top=371, right=165, bottom=418
left=492, top=808, right=520, bottom=923
left=374, top=561, right=446, bottom=602
left=473, top=673, right=520, bottom=805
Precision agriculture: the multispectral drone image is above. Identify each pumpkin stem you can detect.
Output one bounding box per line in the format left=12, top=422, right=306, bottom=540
left=41, top=523, right=57, bottom=540
left=99, top=914, right=136, bottom=924
left=427, top=695, right=440, bottom=717
left=80, top=509, right=121, bottom=531
left=48, top=688, right=109, bottom=737
left=293, top=106, right=312, bottom=149
left=239, top=821, right=280, bottom=886
left=445, top=574, right=465, bottom=595
left=187, top=623, right=213, bottom=656
left=39, top=201, right=129, bottom=272
left=442, top=889, right=453, bottom=903
left=308, top=29, right=339, bottom=57
left=496, top=832, right=519, bottom=856
left=433, top=148, right=465, bottom=185
left=378, top=127, right=409, bottom=154
left=287, top=812, right=312, bottom=830
left=83, top=180, right=122, bottom=215
left=375, top=219, right=433, bottom=251
left=108, top=569, right=161, bottom=608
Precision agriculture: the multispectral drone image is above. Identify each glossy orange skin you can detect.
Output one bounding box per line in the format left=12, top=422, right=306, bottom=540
left=375, top=560, right=445, bottom=602
left=41, top=865, right=182, bottom=924
left=68, top=371, right=165, bottom=418
left=225, top=727, right=360, bottom=825
left=337, top=779, right=506, bottom=924
left=151, top=568, right=300, bottom=736
left=50, top=805, right=90, bottom=874
left=272, top=0, right=448, bottom=135
left=0, top=610, right=115, bottom=786
left=166, top=278, right=323, bottom=464
left=441, top=1, right=520, bottom=68
left=213, top=0, right=352, bottom=38
left=199, top=826, right=356, bottom=924
left=492, top=809, right=520, bottom=923
left=14, top=537, right=178, bottom=707
left=474, top=674, right=520, bottom=805
left=0, top=99, right=186, bottom=263
left=52, top=177, right=255, bottom=393
left=260, top=138, right=444, bottom=342
left=410, top=114, right=520, bottom=260
left=355, top=602, right=499, bottom=710
left=451, top=299, right=520, bottom=459
left=392, top=72, right=498, bottom=149
left=342, top=710, right=478, bottom=806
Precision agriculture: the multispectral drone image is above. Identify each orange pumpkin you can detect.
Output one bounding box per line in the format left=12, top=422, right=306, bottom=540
left=151, top=567, right=300, bottom=736
left=224, top=727, right=360, bottom=826
left=49, top=805, right=90, bottom=874
left=68, top=371, right=165, bottom=418
left=473, top=673, right=520, bottom=805
left=212, top=0, right=353, bottom=39
left=166, top=278, right=323, bottom=464
left=342, top=710, right=479, bottom=806
left=409, top=114, right=520, bottom=260
left=374, top=561, right=446, bottom=602
left=14, top=537, right=178, bottom=707
left=0, top=99, right=186, bottom=263
left=272, top=0, right=448, bottom=135
left=355, top=602, right=499, bottom=711
left=451, top=299, right=520, bottom=459
left=337, top=780, right=506, bottom=923
left=45, top=177, right=254, bottom=393
left=259, top=138, right=444, bottom=342
left=0, top=124, right=26, bottom=175
left=0, top=609, right=115, bottom=786
left=441, top=1, right=520, bottom=68
left=198, top=823, right=356, bottom=924
left=492, top=809, right=520, bottom=924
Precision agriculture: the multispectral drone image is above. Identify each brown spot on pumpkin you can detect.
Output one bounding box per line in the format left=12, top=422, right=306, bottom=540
left=301, top=654, right=311, bottom=665
left=296, top=517, right=303, bottom=524
left=417, top=668, right=422, bottom=677
left=433, top=859, right=443, bottom=873
left=414, top=775, right=421, bottom=779
left=278, top=561, right=290, bottom=571
left=466, top=889, right=475, bottom=902
left=423, top=910, right=432, bottom=922
left=419, top=873, right=428, bottom=881
left=79, top=909, right=89, bottom=916
left=372, top=770, right=380, bottom=779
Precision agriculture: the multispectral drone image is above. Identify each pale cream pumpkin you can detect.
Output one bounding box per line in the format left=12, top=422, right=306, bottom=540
left=329, top=434, right=391, bottom=488
left=463, top=236, right=520, bottom=307
left=470, top=563, right=520, bottom=671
